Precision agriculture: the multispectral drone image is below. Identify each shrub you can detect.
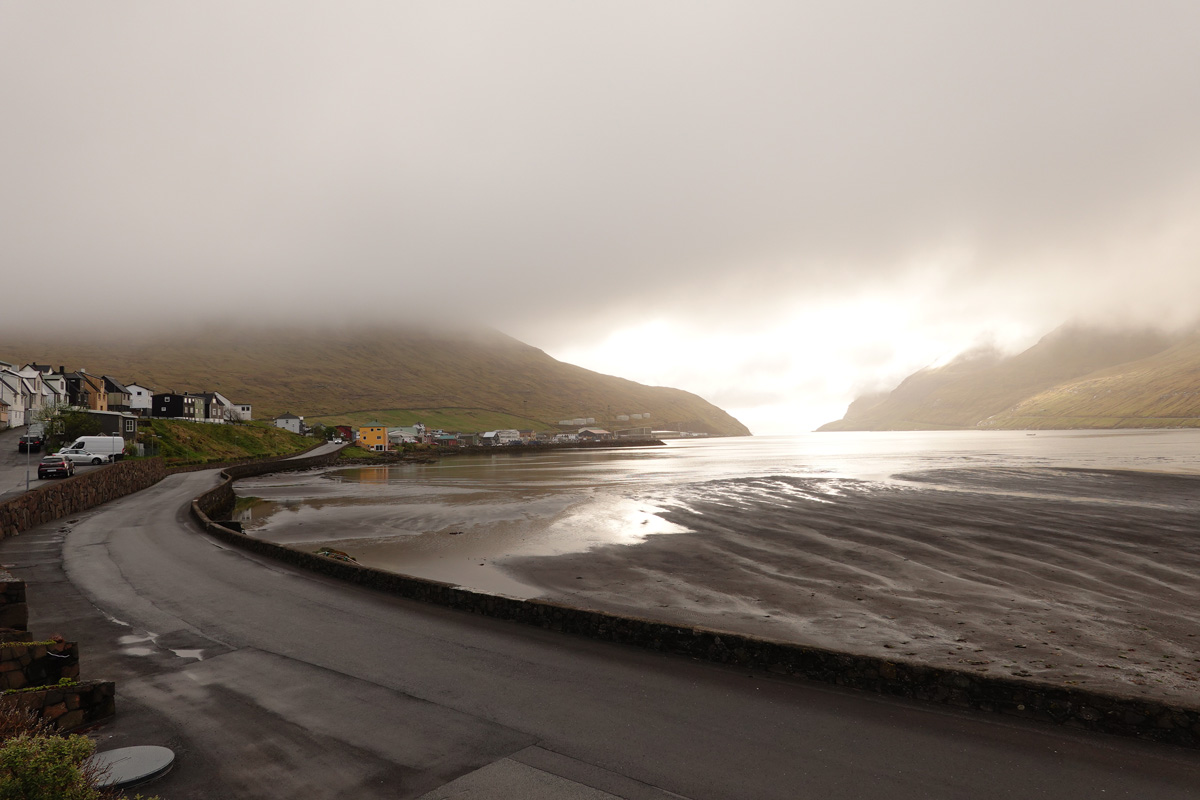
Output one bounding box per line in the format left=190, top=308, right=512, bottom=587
left=0, top=702, right=159, bottom=800
left=0, top=733, right=99, bottom=800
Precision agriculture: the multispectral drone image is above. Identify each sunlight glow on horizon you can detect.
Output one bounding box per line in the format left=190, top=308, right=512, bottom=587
left=547, top=291, right=1043, bottom=435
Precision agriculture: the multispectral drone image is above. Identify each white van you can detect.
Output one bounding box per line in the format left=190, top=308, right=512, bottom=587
left=58, top=435, right=126, bottom=462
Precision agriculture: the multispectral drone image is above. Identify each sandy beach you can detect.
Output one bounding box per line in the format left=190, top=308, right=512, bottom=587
left=503, top=466, right=1200, bottom=705
left=239, top=435, right=1200, bottom=707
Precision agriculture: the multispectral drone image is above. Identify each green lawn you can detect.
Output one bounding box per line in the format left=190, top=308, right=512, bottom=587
left=139, top=419, right=313, bottom=465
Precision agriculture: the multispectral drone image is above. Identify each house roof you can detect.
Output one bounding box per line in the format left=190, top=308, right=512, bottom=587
left=275, top=413, right=302, bottom=420
left=102, top=376, right=129, bottom=394
left=83, top=410, right=138, bottom=419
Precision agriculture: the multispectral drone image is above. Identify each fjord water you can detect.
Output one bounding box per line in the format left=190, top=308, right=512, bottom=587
left=235, top=429, right=1200, bottom=595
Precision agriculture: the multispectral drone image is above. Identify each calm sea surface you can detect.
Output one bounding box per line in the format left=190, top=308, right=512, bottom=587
left=234, top=430, right=1200, bottom=593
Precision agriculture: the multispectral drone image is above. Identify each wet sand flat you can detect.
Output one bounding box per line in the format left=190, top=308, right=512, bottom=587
left=504, top=467, right=1200, bottom=705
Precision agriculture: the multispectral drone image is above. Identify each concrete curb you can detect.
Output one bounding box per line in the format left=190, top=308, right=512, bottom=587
left=191, top=454, right=1200, bottom=749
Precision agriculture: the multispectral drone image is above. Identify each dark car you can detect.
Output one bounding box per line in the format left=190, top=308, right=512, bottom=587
left=37, top=454, right=74, bottom=479
left=18, top=434, right=44, bottom=453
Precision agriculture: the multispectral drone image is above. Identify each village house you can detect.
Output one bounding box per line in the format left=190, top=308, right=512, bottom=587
left=126, top=383, right=155, bottom=416
left=387, top=424, right=425, bottom=445
left=356, top=421, right=389, bottom=451
left=480, top=429, right=521, bottom=446
left=83, top=409, right=140, bottom=440
left=152, top=392, right=200, bottom=420
left=0, top=373, right=24, bottom=428
left=63, top=370, right=108, bottom=411
left=103, top=377, right=132, bottom=413
left=577, top=428, right=613, bottom=442
left=273, top=413, right=304, bottom=435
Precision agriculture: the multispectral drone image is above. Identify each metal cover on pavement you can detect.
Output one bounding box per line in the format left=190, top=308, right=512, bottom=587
left=86, top=745, right=175, bottom=788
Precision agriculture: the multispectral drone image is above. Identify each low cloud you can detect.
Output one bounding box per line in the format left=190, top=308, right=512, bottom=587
left=3, top=3, right=1198, bottom=431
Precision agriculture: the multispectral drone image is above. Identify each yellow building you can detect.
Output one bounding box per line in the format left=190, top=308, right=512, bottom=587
left=356, top=421, right=389, bottom=451
left=80, top=373, right=108, bottom=412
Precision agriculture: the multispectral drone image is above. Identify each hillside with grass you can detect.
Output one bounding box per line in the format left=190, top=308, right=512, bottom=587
left=0, top=324, right=750, bottom=436
left=141, top=419, right=313, bottom=465
left=979, top=331, right=1200, bottom=429
left=819, top=324, right=1199, bottom=431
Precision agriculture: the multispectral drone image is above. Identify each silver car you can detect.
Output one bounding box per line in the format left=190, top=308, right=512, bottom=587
left=56, top=450, right=108, bottom=465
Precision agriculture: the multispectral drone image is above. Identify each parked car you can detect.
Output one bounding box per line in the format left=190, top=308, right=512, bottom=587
left=57, top=449, right=107, bottom=466
left=17, top=434, right=43, bottom=453
left=58, top=435, right=125, bottom=462
left=37, top=454, right=74, bottom=479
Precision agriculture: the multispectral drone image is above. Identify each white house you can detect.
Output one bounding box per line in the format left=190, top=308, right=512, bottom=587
left=481, top=429, right=521, bottom=446
left=387, top=423, right=425, bottom=444
left=273, top=413, right=303, bottom=434
left=0, top=369, right=35, bottom=427
left=14, top=367, right=44, bottom=418
left=234, top=403, right=253, bottom=421
left=126, top=384, right=155, bottom=416
left=0, top=374, right=21, bottom=428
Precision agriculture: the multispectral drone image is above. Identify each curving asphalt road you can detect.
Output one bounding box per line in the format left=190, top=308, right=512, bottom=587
left=1, top=463, right=1198, bottom=799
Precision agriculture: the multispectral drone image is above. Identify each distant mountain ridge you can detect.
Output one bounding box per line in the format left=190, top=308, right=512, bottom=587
left=0, top=324, right=751, bottom=436
left=819, top=324, right=1200, bottom=431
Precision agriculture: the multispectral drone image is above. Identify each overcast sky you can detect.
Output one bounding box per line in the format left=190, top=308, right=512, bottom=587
left=3, top=3, right=1199, bottom=433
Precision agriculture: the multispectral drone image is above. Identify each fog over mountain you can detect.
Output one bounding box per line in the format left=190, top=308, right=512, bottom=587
left=3, top=3, right=1198, bottom=432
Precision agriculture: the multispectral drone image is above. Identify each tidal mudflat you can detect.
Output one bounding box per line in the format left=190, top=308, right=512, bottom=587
left=236, top=432, right=1200, bottom=704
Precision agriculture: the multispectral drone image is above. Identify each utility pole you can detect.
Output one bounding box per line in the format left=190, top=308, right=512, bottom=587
left=24, top=407, right=31, bottom=492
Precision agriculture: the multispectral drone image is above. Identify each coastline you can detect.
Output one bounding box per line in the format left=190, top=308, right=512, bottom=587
left=196, top=451, right=1200, bottom=746
left=231, top=434, right=1200, bottom=712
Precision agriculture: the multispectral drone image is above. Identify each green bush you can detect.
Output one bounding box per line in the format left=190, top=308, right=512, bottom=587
left=0, top=704, right=160, bottom=800
left=0, top=733, right=99, bottom=800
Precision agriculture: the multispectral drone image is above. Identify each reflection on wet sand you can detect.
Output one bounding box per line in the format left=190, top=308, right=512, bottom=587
left=234, top=431, right=1200, bottom=702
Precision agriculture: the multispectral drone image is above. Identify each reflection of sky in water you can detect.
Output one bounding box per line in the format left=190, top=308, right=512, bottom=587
left=233, top=431, right=1200, bottom=593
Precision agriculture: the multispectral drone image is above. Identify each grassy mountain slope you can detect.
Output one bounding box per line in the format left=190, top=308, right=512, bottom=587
left=0, top=324, right=750, bottom=436
left=980, top=331, right=1200, bottom=429
left=819, top=325, right=1186, bottom=431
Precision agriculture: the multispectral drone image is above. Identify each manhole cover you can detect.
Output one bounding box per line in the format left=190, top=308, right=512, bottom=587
left=86, top=745, right=174, bottom=788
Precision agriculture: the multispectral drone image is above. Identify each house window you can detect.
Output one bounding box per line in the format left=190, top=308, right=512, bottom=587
left=125, top=420, right=135, bottom=432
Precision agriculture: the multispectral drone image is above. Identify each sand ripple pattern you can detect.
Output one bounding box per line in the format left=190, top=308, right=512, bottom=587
left=511, top=467, right=1200, bottom=703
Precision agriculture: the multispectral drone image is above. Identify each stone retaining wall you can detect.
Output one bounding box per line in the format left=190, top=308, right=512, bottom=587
left=0, top=570, right=27, bottom=632
left=0, top=640, right=80, bottom=691
left=0, top=459, right=167, bottom=540
left=3, top=680, right=115, bottom=732
left=195, top=446, right=348, bottom=522
left=191, top=455, right=1200, bottom=749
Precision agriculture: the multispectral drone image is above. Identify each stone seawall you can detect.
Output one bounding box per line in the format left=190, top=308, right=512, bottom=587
left=0, top=459, right=168, bottom=540
left=195, top=445, right=347, bottom=523
left=191, top=453, right=1200, bottom=749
